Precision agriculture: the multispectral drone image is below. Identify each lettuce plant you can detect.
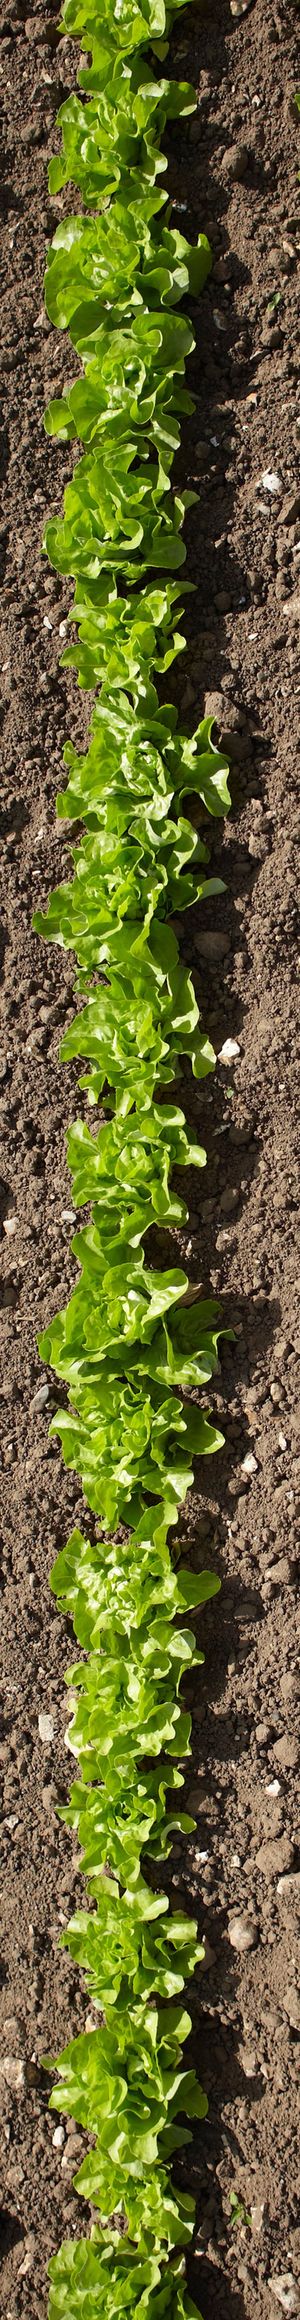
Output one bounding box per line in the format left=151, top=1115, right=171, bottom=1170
left=35, top=0, right=230, bottom=2312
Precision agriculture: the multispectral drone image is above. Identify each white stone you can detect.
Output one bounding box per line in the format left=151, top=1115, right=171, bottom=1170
left=0, top=2057, right=25, bottom=2092
left=218, top=1038, right=240, bottom=1063
left=52, top=2124, right=65, bottom=2149
left=260, top=471, right=282, bottom=493
left=241, top=1452, right=258, bottom=1476
left=38, top=1712, right=54, bottom=1743
left=18, top=2249, right=35, bottom=2278
left=228, top=1914, right=258, bottom=1953
left=268, top=2277, right=299, bottom=2316
left=252, top=2202, right=265, bottom=2236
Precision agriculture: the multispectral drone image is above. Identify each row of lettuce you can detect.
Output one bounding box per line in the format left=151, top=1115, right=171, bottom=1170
left=36, top=0, right=230, bottom=2313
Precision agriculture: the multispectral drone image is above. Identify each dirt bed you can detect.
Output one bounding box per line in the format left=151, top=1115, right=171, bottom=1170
left=0, top=1, right=299, bottom=2316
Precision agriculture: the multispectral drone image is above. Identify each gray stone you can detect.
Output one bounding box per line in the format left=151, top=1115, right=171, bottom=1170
left=31, top=1383, right=49, bottom=1410
left=268, top=2278, right=299, bottom=2317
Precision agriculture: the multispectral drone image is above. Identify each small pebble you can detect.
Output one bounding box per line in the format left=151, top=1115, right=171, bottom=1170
left=52, top=2124, right=65, bottom=2150
left=228, top=1913, right=258, bottom=1953
left=277, top=1432, right=287, bottom=1452
left=268, top=2277, right=299, bottom=2317
left=38, top=1712, right=54, bottom=1743
left=32, top=1384, right=49, bottom=1410
left=277, top=1871, right=300, bottom=1904
left=240, top=1452, right=258, bottom=1476
left=0, top=2057, right=25, bottom=2092
left=218, top=1038, right=240, bottom=1062
left=239, top=2045, right=257, bottom=2078
left=200, top=1938, right=216, bottom=1973
left=251, top=2202, right=265, bottom=2236
left=18, top=2245, right=35, bottom=2280
left=216, top=1228, right=233, bottom=1250
left=260, top=471, right=282, bottom=494
left=280, top=488, right=300, bottom=526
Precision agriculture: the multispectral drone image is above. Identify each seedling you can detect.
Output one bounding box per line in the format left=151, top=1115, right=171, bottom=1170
left=36, top=2, right=230, bottom=2314
left=229, top=2193, right=252, bottom=2232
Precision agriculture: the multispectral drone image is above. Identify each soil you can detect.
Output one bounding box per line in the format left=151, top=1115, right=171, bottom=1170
left=0, top=1, right=299, bottom=2317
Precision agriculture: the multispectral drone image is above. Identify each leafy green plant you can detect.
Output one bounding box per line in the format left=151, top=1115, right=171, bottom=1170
left=229, top=2195, right=252, bottom=2233
left=36, top=0, right=230, bottom=2313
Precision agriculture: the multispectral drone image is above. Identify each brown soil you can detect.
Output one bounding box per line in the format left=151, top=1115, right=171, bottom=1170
left=0, top=1, right=299, bottom=2317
